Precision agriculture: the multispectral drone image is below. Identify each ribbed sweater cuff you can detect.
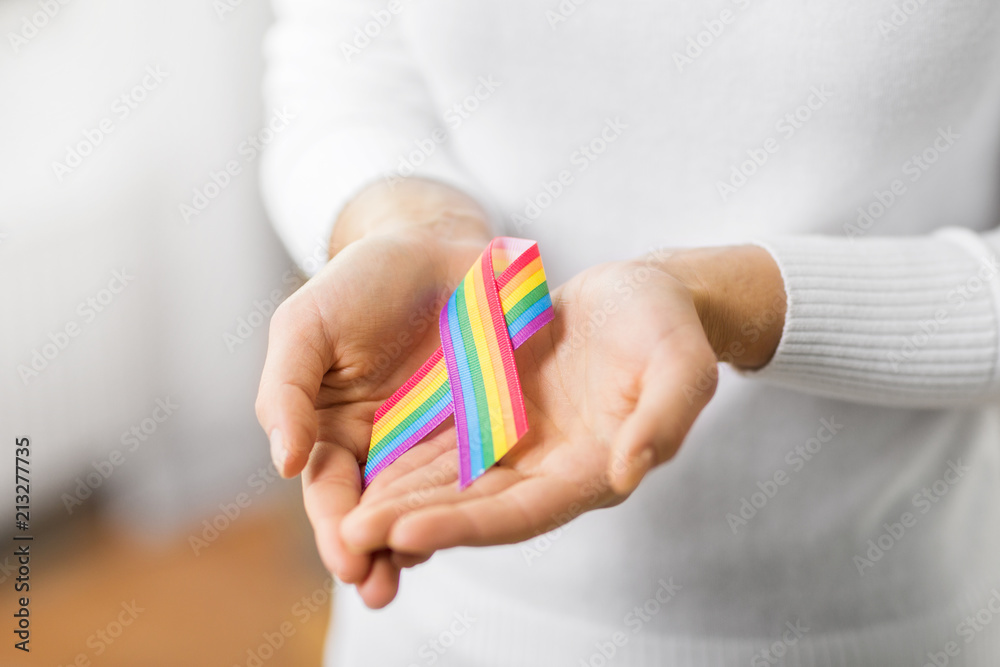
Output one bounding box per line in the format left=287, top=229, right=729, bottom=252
left=748, top=232, right=999, bottom=407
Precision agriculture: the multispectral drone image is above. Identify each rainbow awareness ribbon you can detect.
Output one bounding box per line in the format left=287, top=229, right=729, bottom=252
left=363, top=237, right=554, bottom=489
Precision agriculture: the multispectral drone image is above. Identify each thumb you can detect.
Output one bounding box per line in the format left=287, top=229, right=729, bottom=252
left=609, top=330, right=718, bottom=495
left=255, top=293, right=334, bottom=477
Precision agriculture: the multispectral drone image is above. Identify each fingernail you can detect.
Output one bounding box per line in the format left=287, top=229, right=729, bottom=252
left=270, top=429, right=288, bottom=474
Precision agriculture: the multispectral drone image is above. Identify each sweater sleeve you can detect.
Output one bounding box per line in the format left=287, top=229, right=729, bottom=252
left=750, top=227, right=1000, bottom=407
left=260, top=0, right=485, bottom=275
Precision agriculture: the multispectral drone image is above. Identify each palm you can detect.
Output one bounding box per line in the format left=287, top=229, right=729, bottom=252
left=342, top=261, right=717, bottom=559
left=257, top=231, right=486, bottom=603
left=307, top=235, right=482, bottom=458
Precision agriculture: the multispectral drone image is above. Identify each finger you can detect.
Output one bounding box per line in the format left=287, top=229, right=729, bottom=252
left=390, top=551, right=432, bottom=569
left=302, top=442, right=372, bottom=584
left=343, top=454, right=524, bottom=553
left=346, top=449, right=459, bottom=552
left=256, top=292, right=333, bottom=477
left=356, top=551, right=400, bottom=609
left=609, top=328, right=717, bottom=494
left=360, top=428, right=457, bottom=498
left=387, top=475, right=579, bottom=552
left=340, top=446, right=458, bottom=553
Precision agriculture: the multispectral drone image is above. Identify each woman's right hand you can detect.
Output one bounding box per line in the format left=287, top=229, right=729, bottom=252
left=254, top=179, right=491, bottom=607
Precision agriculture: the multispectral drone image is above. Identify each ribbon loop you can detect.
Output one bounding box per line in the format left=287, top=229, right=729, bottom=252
left=363, top=238, right=554, bottom=488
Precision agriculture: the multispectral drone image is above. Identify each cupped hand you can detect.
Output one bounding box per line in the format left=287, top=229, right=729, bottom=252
left=338, top=258, right=721, bottom=601
left=255, top=210, right=488, bottom=606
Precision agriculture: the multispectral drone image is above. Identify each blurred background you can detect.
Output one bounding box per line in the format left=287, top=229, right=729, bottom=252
left=0, top=0, right=332, bottom=664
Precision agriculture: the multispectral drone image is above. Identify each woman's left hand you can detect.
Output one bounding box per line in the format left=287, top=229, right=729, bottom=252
left=340, top=247, right=784, bottom=596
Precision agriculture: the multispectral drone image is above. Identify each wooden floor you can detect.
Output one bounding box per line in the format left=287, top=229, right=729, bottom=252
left=6, top=495, right=331, bottom=667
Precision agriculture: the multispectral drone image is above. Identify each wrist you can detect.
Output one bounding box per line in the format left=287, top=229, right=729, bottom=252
left=330, top=178, right=492, bottom=256
left=668, top=245, right=786, bottom=370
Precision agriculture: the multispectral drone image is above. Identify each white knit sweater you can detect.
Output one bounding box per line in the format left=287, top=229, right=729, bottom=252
left=261, top=1, right=1000, bottom=664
